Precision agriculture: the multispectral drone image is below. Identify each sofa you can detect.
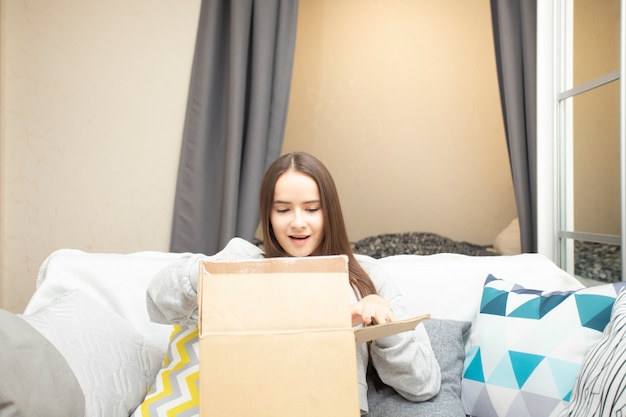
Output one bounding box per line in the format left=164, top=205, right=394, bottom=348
left=4, top=248, right=625, bottom=417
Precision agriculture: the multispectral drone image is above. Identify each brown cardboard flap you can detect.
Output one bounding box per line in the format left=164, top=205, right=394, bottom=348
left=199, top=271, right=352, bottom=332
left=354, top=314, right=430, bottom=344
left=199, top=255, right=352, bottom=333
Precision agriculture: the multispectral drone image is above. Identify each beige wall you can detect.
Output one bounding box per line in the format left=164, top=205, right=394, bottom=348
left=0, top=0, right=516, bottom=313
left=283, top=0, right=516, bottom=242
left=0, top=0, right=201, bottom=312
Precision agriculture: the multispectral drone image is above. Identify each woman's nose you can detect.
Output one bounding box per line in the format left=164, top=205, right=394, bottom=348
left=290, top=211, right=306, bottom=228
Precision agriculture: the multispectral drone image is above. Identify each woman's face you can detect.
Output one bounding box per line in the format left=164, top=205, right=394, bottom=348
left=270, top=170, right=324, bottom=257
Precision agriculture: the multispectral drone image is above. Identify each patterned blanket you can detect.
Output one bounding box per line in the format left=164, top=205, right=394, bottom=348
left=352, top=232, right=498, bottom=258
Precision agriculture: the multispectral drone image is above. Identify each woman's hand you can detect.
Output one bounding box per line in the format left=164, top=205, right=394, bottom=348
left=351, top=294, right=397, bottom=327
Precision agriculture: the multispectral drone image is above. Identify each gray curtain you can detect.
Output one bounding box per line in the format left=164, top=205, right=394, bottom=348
left=170, top=0, right=299, bottom=255
left=491, top=0, right=537, bottom=253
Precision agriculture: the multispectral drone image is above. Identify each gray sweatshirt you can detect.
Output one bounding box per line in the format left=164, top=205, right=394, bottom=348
left=146, top=238, right=441, bottom=414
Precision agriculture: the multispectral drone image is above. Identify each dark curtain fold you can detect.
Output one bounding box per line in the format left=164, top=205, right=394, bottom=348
left=170, top=0, right=299, bottom=255
left=491, top=0, right=537, bottom=253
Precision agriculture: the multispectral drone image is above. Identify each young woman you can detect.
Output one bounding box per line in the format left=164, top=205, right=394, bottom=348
left=147, top=152, right=441, bottom=414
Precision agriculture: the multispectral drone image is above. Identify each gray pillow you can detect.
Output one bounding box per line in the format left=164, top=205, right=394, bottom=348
left=0, top=309, right=84, bottom=417
left=365, top=319, right=471, bottom=417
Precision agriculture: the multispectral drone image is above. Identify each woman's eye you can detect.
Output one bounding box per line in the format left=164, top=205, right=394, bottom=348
left=275, top=208, right=289, bottom=214
left=306, top=207, right=320, bottom=213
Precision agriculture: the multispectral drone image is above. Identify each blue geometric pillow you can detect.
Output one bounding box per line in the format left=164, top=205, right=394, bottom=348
left=462, top=275, right=626, bottom=417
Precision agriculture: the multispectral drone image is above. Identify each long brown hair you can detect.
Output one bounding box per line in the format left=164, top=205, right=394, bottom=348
left=260, top=152, right=385, bottom=389
left=259, top=152, right=377, bottom=299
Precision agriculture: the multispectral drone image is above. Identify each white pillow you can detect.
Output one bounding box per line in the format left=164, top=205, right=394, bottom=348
left=494, top=218, right=521, bottom=255
left=20, top=290, right=165, bottom=417
left=377, top=252, right=583, bottom=323
left=25, top=249, right=185, bottom=352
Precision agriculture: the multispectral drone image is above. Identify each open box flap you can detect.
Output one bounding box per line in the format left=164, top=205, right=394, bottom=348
left=199, top=256, right=351, bottom=333
left=354, top=314, right=430, bottom=344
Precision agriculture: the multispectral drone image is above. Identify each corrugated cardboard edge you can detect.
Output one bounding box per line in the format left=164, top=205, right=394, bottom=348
left=354, top=314, right=430, bottom=344
left=202, top=255, right=349, bottom=274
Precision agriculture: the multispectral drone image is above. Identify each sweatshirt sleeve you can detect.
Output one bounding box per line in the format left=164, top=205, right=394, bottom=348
left=146, top=252, right=206, bottom=325
left=356, top=255, right=442, bottom=402
left=146, top=238, right=264, bottom=325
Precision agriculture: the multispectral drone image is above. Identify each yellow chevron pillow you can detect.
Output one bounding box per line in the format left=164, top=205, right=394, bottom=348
left=131, top=325, right=199, bottom=417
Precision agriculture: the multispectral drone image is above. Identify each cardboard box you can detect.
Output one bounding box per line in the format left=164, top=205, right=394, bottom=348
left=198, top=255, right=428, bottom=417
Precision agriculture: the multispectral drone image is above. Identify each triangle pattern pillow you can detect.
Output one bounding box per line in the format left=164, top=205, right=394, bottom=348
left=132, top=325, right=199, bottom=417
left=462, top=275, right=626, bottom=417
